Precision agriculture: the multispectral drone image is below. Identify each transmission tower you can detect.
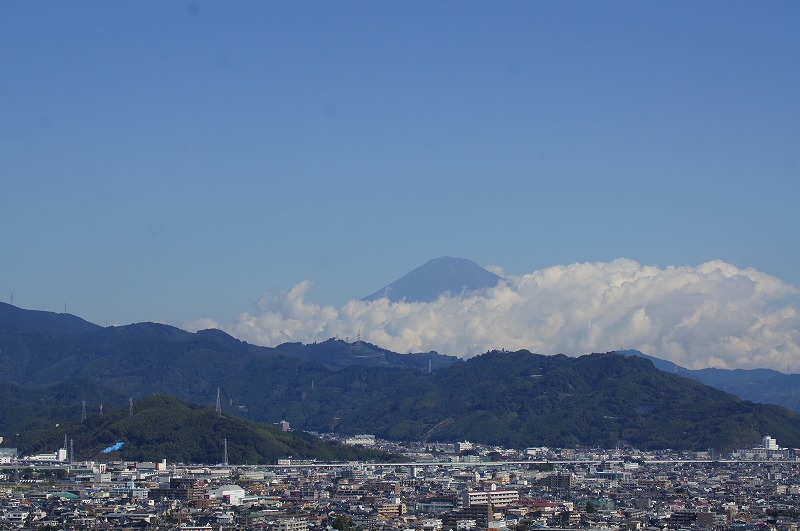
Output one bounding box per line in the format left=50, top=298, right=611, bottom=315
left=81, top=400, right=86, bottom=422
left=129, top=398, right=134, bottom=417
left=215, top=388, right=222, bottom=416
left=223, top=438, right=229, bottom=466
left=70, top=439, right=74, bottom=464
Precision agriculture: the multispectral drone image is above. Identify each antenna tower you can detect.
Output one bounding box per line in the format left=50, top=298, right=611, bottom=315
left=129, top=398, right=134, bottom=417
left=223, top=438, right=229, bottom=466
left=99, top=402, right=103, bottom=416
left=428, top=357, right=432, bottom=375
left=70, top=439, right=74, bottom=464
left=81, top=400, right=86, bottom=422
left=215, top=388, right=222, bottom=416
left=64, top=433, right=68, bottom=451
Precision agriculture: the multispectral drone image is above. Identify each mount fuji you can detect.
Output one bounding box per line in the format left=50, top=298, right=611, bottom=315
left=362, top=256, right=502, bottom=303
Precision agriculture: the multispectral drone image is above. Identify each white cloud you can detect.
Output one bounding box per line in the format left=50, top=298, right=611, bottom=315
left=182, top=317, right=221, bottom=333
left=223, top=259, right=800, bottom=371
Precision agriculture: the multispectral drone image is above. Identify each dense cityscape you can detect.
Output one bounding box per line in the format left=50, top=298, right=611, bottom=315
left=1, top=434, right=799, bottom=530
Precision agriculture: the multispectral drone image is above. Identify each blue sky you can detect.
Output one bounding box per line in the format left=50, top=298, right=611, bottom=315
left=2, top=2, right=799, bottom=368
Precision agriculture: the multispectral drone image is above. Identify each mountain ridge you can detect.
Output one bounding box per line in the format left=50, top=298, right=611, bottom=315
left=3, top=301, right=800, bottom=451
left=620, top=349, right=800, bottom=413
left=0, top=301, right=101, bottom=337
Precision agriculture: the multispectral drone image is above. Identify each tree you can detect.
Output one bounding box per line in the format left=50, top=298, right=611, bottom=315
left=332, top=515, right=355, bottom=531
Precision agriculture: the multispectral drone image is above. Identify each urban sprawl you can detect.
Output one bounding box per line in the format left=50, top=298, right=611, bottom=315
left=0, top=434, right=799, bottom=530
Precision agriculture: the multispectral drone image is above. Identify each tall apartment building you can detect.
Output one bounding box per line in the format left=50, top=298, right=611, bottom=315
left=461, top=487, right=519, bottom=508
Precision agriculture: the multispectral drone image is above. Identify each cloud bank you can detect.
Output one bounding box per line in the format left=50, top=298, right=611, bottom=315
left=192, top=259, right=800, bottom=371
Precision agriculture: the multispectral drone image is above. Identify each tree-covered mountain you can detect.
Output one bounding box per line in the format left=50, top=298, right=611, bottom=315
left=0, top=378, right=126, bottom=436
left=0, top=303, right=457, bottom=389
left=13, top=394, right=396, bottom=464
left=620, top=349, right=800, bottom=413
left=0, top=302, right=100, bottom=337
left=3, top=302, right=800, bottom=452
left=272, top=349, right=800, bottom=451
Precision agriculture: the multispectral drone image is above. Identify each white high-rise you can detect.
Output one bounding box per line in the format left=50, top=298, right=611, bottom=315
left=763, top=435, right=779, bottom=450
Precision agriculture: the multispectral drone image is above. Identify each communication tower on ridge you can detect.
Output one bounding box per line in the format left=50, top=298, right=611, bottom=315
left=81, top=400, right=86, bottom=422
left=215, top=388, right=222, bottom=416
left=129, top=398, right=134, bottom=417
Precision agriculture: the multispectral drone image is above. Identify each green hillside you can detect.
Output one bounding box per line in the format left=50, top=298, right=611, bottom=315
left=250, top=350, right=800, bottom=451
left=13, top=394, right=397, bottom=464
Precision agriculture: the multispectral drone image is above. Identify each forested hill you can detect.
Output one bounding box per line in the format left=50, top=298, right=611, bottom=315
left=15, top=394, right=396, bottom=465
left=277, top=349, right=800, bottom=451
left=2, top=302, right=800, bottom=451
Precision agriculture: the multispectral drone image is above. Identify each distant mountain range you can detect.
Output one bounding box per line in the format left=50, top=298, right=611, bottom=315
left=2, top=300, right=800, bottom=452
left=362, top=256, right=502, bottom=302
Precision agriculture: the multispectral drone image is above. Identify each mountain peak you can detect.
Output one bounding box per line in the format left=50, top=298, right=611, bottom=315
left=362, top=256, right=502, bottom=303
left=0, top=301, right=101, bottom=337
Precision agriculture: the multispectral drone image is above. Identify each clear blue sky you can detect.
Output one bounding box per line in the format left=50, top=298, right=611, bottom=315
left=2, top=1, right=799, bottom=328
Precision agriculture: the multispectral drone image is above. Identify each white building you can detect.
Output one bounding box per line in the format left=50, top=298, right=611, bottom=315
left=763, top=435, right=779, bottom=450
left=455, top=441, right=473, bottom=453
left=136, top=459, right=168, bottom=471
left=208, top=484, right=246, bottom=506
left=0, top=448, right=17, bottom=463
left=272, top=517, right=308, bottom=531
left=344, top=434, right=376, bottom=446
left=110, top=481, right=149, bottom=499
left=24, top=448, right=67, bottom=462
left=461, top=485, right=519, bottom=508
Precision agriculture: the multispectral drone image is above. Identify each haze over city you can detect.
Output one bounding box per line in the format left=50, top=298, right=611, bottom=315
left=2, top=2, right=798, bottom=371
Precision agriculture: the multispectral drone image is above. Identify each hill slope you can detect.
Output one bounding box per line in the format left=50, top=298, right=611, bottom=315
left=620, top=349, right=800, bottom=413
left=265, top=350, right=800, bottom=451
left=14, top=394, right=396, bottom=464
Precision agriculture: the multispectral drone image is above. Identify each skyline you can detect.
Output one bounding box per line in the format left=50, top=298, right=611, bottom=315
left=2, top=2, right=799, bottom=370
